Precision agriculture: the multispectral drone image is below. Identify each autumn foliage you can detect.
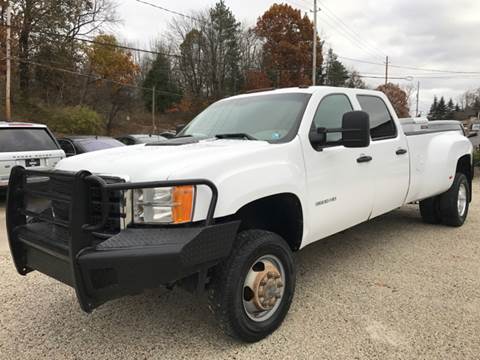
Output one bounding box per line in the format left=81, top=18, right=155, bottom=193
left=87, top=35, right=140, bottom=87
left=255, top=4, right=322, bottom=88
left=376, top=83, right=410, bottom=118
left=244, top=70, right=273, bottom=91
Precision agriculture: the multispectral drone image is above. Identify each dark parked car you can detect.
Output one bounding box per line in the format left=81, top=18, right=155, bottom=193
left=58, top=136, right=125, bottom=157
left=158, top=131, right=176, bottom=139
left=116, top=134, right=167, bottom=145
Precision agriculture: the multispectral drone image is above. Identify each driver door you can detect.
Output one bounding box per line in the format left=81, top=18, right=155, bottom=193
left=302, top=93, right=374, bottom=245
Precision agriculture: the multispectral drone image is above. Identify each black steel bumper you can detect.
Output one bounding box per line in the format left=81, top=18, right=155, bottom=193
left=6, top=166, right=239, bottom=312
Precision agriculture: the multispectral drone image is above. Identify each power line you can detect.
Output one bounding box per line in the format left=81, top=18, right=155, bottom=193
left=1, top=24, right=180, bottom=58
left=134, top=0, right=201, bottom=22
left=287, top=0, right=382, bottom=60
left=316, top=0, right=386, bottom=59
left=12, top=57, right=183, bottom=97
left=389, top=63, right=480, bottom=75
left=296, top=0, right=385, bottom=61
left=337, top=55, right=385, bottom=66
left=337, top=54, right=480, bottom=76
left=319, top=15, right=385, bottom=62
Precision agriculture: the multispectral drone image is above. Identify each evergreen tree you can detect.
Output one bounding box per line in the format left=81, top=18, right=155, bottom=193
left=446, top=98, right=455, bottom=119
left=429, top=96, right=438, bottom=120
left=324, top=49, right=349, bottom=87
left=436, top=96, right=447, bottom=120
left=208, top=0, right=242, bottom=97
left=455, top=103, right=461, bottom=112
left=142, top=53, right=181, bottom=113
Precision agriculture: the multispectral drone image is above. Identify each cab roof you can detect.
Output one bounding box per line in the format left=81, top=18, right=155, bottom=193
left=227, top=86, right=384, bottom=100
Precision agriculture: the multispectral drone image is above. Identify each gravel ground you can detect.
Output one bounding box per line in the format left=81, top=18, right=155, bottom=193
left=0, top=181, right=479, bottom=360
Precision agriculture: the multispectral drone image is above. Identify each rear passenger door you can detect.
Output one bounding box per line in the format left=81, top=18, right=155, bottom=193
left=357, top=95, right=410, bottom=218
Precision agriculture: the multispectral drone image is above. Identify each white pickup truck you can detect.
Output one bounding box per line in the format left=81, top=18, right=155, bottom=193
left=6, top=87, right=473, bottom=342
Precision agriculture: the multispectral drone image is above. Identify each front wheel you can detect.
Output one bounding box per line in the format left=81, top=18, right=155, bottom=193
left=208, top=230, right=296, bottom=342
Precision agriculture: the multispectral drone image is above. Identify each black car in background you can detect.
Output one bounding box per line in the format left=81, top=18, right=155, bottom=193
left=58, top=136, right=125, bottom=157
left=116, top=134, right=167, bottom=145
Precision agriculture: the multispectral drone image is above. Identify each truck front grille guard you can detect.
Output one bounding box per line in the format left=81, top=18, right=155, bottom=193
left=83, top=174, right=219, bottom=229
left=6, top=166, right=219, bottom=311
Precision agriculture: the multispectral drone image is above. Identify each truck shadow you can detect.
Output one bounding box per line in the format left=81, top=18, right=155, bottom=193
left=0, top=191, right=6, bottom=206
left=14, top=205, right=435, bottom=356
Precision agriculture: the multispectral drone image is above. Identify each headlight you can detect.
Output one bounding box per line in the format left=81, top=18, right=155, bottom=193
left=132, top=186, right=195, bottom=224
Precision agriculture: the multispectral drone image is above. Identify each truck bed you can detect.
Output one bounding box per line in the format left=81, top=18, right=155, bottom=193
left=400, top=118, right=469, bottom=203
left=400, top=118, right=465, bottom=136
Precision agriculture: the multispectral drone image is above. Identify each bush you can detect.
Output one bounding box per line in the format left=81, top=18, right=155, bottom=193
left=474, top=149, right=480, bottom=167
left=43, top=106, right=105, bottom=135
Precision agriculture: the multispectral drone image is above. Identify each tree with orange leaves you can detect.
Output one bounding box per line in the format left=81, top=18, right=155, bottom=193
left=85, top=35, right=140, bottom=133
left=376, top=83, right=410, bottom=118
left=254, top=3, right=322, bottom=88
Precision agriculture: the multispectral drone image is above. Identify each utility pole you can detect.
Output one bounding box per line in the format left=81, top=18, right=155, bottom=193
left=5, top=4, right=12, bottom=121
left=415, top=81, right=420, bottom=117
left=384, top=56, right=389, bottom=85
left=152, top=86, right=156, bottom=133
left=312, top=0, right=318, bottom=86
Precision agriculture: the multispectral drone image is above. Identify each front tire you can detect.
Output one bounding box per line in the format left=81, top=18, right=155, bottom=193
left=208, top=230, right=296, bottom=342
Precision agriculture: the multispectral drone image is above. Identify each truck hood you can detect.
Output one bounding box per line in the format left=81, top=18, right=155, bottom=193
left=55, top=139, right=271, bottom=182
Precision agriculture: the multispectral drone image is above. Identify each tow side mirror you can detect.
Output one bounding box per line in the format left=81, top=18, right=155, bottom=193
left=342, top=111, right=371, bottom=148
left=309, top=111, right=371, bottom=150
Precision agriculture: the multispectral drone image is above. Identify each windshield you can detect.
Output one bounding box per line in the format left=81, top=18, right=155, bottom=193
left=180, top=93, right=311, bottom=142
left=0, top=128, right=58, bottom=152
left=77, top=138, right=124, bottom=153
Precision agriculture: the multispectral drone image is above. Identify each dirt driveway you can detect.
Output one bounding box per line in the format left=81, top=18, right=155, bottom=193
left=0, top=181, right=479, bottom=359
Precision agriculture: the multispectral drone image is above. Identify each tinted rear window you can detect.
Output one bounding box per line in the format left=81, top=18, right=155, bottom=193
left=357, top=95, right=397, bottom=140
left=0, top=128, right=58, bottom=152
left=77, top=138, right=124, bottom=152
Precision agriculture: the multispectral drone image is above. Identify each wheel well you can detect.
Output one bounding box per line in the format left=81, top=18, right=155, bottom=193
left=457, top=154, right=473, bottom=201
left=232, top=193, right=303, bottom=251
left=457, top=155, right=472, bottom=179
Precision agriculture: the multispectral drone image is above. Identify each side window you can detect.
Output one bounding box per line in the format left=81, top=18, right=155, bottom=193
left=357, top=95, right=397, bottom=140
left=59, top=140, right=75, bottom=156
left=118, top=137, right=133, bottom=145
left=312, top=94, right=353, bottom=143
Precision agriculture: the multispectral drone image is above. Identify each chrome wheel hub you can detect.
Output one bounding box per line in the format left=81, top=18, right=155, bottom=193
left=242, top=255, right=285, bottom=322
left=458, top=183, right=468, bottom=217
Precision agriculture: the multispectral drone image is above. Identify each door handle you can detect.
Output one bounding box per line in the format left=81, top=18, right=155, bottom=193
left=396, top=149, right=408, bottom=155
left=357, top=155, right=373, bottom=163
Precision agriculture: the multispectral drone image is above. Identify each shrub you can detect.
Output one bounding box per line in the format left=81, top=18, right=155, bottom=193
left=44, top=106, right=105, bottom=135
left=474, top=149, right=480, bottom=167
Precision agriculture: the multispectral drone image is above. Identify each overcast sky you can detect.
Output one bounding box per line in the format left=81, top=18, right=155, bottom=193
left=115, top=0, right=480, bottom=114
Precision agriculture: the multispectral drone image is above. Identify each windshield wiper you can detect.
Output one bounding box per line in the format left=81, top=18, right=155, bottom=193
left=214, top=133, right=258, bottom=141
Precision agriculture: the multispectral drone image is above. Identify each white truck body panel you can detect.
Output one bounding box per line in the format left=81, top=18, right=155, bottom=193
left=55, top=87, right=473, bottom=250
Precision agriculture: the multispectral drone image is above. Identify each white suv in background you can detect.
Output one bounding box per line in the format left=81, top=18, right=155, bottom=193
left=0, top=122, right=65, bottom=190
